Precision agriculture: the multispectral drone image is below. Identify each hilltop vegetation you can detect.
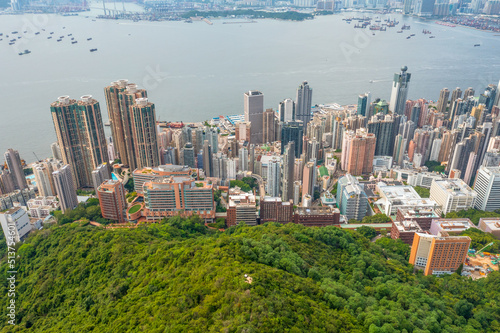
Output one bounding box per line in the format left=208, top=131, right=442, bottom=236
left=2, top=218, right=500, bottom=332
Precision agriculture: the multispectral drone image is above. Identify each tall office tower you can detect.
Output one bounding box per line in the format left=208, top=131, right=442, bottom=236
left=279, top=98, right=295, bottom=122
left=51, top=95, right=109, bottom=189
left=389, top=66, right=411, bottom=115
left=244, top=91, right=264, bottom=145
left=463, top=87, right=475, bottom=100
left=202, top=140, right=213, bottom=177
left=181, top=127, right=192, bottom=148
left=97, top=179, right=127, bottom=223
left=450, top=98, right=465, bottom=123
left=450, top=87, right=462, bottom=111
left=367, top=113, right=397, bottom=156
left=212, top=153, right=227, bottom=180
left=306, top=139, right=320, bottom=162
left=357, top=93, right=371, bottom=116
left=342, top=129, right=376, bottom=175
left=410, top=104, right=421, bottom=125
left=205, top=127, right=219, bottom=154
left=474, top=166, right=500, bottom=211
left=225, top=158, right=237, bottom=180
left=263, top=109, right=277, bottom=143
left=51, top=142, right=62, bottom=160
left=404, top=0, right=413, bottom=13
left=436, top=88, right=450, bottom=114
left=181, top=142, right=196, bottom=168
left=479, top=85, right=498, bottom=111
left=409, top=233, right=470, bottom=276
left=239, top=147, right=248, bottom=172
left=52, top=164, right=78, bottom=213
left=194, top=127, right=204, bottom=154
left=401, top=120, right=416, bottom=150
left=336, top=174, right=368, bottom=221
left=281, top=120, right=304, bottom=158
left=302, top=160, right=316, bottom=202
left=266, top=157, right=281, bottom=197
left=91, top=163, right=111, bottom=193
left=129, top=98, right=160, bottom=169
left=104, top=80, right=147, bottom=169
left=296, top=81, right=313, bottom=125
left=4, top=149, right=27, bottom=190
left=393, top=134, right=406, bottom=166
left=482, top=150, right=500, bottom=167
left=228, top=140, right=239, bottom=159
left=429, top=138, right=442, bottom=161
left=281, top=142, right=295, bottom=203
left=249, top=144, right=255, bottom=173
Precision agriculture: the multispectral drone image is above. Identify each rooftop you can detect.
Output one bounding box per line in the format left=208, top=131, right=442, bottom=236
left=432, top=179, right=476, bottom=197
left=295, top=206, right=339, bottom=216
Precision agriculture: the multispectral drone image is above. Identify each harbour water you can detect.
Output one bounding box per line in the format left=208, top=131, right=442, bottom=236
left=1, top=11, right=499, bottom=162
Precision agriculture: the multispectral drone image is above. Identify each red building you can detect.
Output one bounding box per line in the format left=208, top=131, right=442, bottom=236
left=97, top=180, right=127, bottom=223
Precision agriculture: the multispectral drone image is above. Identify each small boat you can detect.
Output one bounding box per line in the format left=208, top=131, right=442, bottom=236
left=10, top=39, right=16, bottom=42
left=47, top=36, right=52, bottom=39
left=90, top=48, right=97, bottom=52
left=72, top=41, right=77, bottom=44
left=50, top=32, right=54, bottom=34
left=19, top=49, right=31, bottom=55
left=410, top=34, right=415, bottom=36
left=87, top=37, right=92, bottom=41
left=429, top=36, right=435, bottom=38
left=474, top=44, right=480, bottom=46
left=62, top=27, right=66, bottom=29
left=57, top=39, right=62, bottom=42
left=0, top=33, right=3, bottom=36
left=12, top=31, right=18, bottom=34
left=23, top=30, right=27, bottom=33
left=406, top=36, right=411, bottom=39
left=35, top=32, right=40, bottom=35
left=71, top=37, right=74, bottom=40
left=397, top=30, right=403, bottom=33
left=42, top=29, right=45, bottom=31
left=9, top=42, right=15, bottom=45
left=59, top=36, right=64, bottom=38
left=68, top=33, right=72, bottom=36
left=402, top=24, right=410, bottom=30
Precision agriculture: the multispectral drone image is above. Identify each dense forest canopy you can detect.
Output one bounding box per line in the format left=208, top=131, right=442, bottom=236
left=1, top=217, right=500, bottom=332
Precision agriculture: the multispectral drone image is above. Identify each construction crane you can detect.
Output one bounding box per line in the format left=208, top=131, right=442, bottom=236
left=33, top=152, right=41, bottom=162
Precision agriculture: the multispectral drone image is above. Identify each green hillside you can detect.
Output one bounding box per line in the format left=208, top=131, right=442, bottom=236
left=2, top=217, right=500, bottom=332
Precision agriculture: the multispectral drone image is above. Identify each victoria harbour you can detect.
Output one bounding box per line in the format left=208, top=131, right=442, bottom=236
left=1, top=11, right=499, bottom=161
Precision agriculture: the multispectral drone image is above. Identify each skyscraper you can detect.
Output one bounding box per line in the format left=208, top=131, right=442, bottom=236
left=51, top=142, right=62, bottom=160
left=266, top=157, right=281, bottom=197
left=4, top=149, right=27, bottom=190
left=302, top=160, right=316, bottom=202
left=263, top=108, right=277, bottom=143
left=389, top=66, right=411, bottom=115
left=281, top=141, right=295, bottom=203
left=97, top=179, right=127, bottom=223
left=104, top=80, right=147, bottom=169
left=281, top=120, right=304, bottom=158
left=239, top=147, right=248, bottom=172
left=244, top=91, right=264, bottom=145
left=295, top=81, right=313, bottom=125
left=342, top=128, right=376, bottom=175
left=474, top=166, right=500, bottom=211
left=130, top=98, right=160, bottom=169
left=436, top=88, right=450, bottom=114
left=357, top=92, right=371, bottom=117
left=202, top=140, right=213, bottom=177
left=279, top=98, right=295, bottom=122
left=91, top=163, right=111, bottom=193
left=51, top=95, right=109, bottom=189
left=181, top=142, right=196, bottom=168
left=52, top=164, right=78, bottom=213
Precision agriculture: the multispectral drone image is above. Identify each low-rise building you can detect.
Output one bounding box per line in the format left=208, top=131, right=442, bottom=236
left=260, top=197, right=293, bottom=224
left=409, top=232, right=471, bottom=276
left=429, top=218, right=476, bottom=236
left=391, top=220, right=423, bottom=245
left=97, top=180, right=127, bottom=223
left=133, top=164, right=194, bottom=194
left=430, top=179, right=476, bottom=216
left=376, top=184, right=439, bottom=217
left=395, top=207, right=440, bottom=231
left=292, top=206, right=340, bottom=227
left=478, top=218, right=500, bottom=239
left=226, top=188, right=257, bottom=227
left=0, top=207, right=32, bottom=244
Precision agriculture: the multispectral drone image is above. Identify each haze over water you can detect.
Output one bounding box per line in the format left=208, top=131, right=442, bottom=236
left=1, top=10, right=499, bottom=162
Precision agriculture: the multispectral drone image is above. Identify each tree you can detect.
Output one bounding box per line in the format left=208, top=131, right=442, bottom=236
left=413, top=186, right=430, bottom=198
left=361, top=214, right=391, bottom=224
left=357, top=226, right=377, bottom=240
